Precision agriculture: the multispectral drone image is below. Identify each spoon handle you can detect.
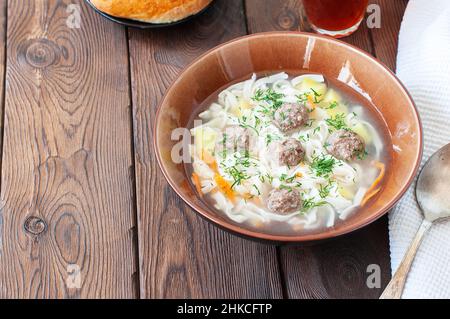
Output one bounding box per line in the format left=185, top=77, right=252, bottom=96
left=380, top=219, right=432, bottom=299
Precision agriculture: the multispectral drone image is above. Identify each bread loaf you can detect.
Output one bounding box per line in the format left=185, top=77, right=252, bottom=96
left=91, top=0, right=213, bottom=24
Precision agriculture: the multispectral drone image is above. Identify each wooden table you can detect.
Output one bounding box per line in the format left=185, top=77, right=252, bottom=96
left=0, top=0, right=408, bottom=298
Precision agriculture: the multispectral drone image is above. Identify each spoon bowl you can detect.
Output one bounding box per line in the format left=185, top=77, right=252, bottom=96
left=381, top=143, right=450, bottom=299
left=416, top=143, right=450, bottom=222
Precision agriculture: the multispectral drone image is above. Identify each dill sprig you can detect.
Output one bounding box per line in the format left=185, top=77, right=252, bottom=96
left=318, top=182, right=333, bottom=198
left=356, top=149, right=369, bottom=160
left=224, top=151, right=254, bottom=188
left=237, top=115, right=260, bottom=135
left=280, top=173, right=297, bottom=183
left=296, top=88, right=323, bottom=105
left=325, top=113, right=348, bottom=131
left=258, top=173, right=274, bottom=184
left=253, top=88, right=285, bottom=109
left=226, top=166, right=249, bottom=189
left=311, top=155, right=336, bottom=177
left=324, top=101, right=338, bottom=110
left=301, top=198, right=327, bottom=213
left=265, top=133, right=281, bottom=146
left=304, top=119, right=316, bottom=128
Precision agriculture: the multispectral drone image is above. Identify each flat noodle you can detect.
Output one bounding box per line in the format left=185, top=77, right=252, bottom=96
left=361, top=161, right=385, bottom=206
left=192, top=173, right=203, bottom=196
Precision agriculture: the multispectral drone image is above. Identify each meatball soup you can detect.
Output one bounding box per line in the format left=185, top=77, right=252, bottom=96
left=187, top=72, right=390, bottom=235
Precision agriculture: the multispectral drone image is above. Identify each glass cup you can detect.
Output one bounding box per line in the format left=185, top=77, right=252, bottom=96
left=302, top=0, right=369, bottom=38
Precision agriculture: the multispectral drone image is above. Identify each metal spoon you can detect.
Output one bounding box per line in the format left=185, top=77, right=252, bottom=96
left=380, top=143, right=450, bottom=299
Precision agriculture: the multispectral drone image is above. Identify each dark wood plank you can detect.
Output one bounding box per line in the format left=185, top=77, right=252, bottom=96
left=0, top=0, right=5, bottom=168
left=280, top=219, right=391, bottom=298
left=0, top=0, right=137, bottom=298
left=245, top=0, right=394, bottom=299
left=370, top=0, right=409, bottom=70
left=128, top=0, right=283, bottom=298
left=245, top=0, right=309, bottom=32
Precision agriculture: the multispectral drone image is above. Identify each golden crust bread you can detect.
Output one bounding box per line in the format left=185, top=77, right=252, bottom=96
left=90, top=0, right=213, bottom=24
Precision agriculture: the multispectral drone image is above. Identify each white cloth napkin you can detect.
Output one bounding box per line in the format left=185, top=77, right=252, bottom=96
left=389, top=0, right=450, bottom=299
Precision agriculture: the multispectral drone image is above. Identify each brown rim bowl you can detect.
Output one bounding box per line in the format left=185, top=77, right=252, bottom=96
left=154, top=32, right=423, bottom=243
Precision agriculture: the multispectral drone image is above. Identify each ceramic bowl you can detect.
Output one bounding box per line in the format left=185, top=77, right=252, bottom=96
left=154, top=32, right=422, bottom=243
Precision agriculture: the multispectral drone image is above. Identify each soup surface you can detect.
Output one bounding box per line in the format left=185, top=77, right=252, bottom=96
left=187, top=72, right=390, bottom=235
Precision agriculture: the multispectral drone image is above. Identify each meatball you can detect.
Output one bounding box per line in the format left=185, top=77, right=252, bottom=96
left=217, top=126, right=250, bottom=154
left=267, top=188, right=302, bottom=215
left=273, top=103, right=309, bottom=132
left=278, top=138, right=305, bottom=167
left=325, top=129, right=365, bottom=161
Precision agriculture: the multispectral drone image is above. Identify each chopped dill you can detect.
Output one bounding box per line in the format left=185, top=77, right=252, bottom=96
left=301, top=198, right=328, bottom=213
left=324, top=101, right=338, bottom=110
left=296, top=93, right=308, bottom=104
left=252, top=184, right=261, bottom=195
left=238, top=115, right=260, bottom=135
left=311, top=155, right=336, bottom=177
left=304, top=119, right=316, bottom=127
left=259, top=173, right=274, bottom=184
left=310, top=88, right=324, bottom=103
left=226, top=166, right=249, bottom=189
left=253, top=88, right=285, bottom=110
left=318, top=182, right=333, bottom=198
left=313, top=126, right=321, bottom=134
left=297, top=88, right=323, bottom=105
left=265, top=133, right=280, bottom=146
left=299, top=134, right=310, bottom=142
left=356, top=149, right=369, bottom=160
left=223, top=151, right=255, bottom=189
left=280, top=174, right=296, bottom=183
left=310, top=88, right=320, bottom=96
left=279, top=184, right=293, bottom=192
left=325, top=113, right=349, bottom=131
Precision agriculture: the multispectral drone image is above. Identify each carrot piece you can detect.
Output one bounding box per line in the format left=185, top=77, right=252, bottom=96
left=242, top=192, right=263, bottom=205
left=214, top=173, right=235, bottom=201
left=209, top=161, right=218, bottom=173
left=201, top=150, right=219, bottom=172
left=251, top=197, right=262, bottom=206
left=243, top=193, right=254, bottom=200
left=201, top=150, right=214, bottom=164
left=361, top=161, right=386, bottom=206
left=251, top=219, right=264, bottom=228
left=202, top=151, right=236, bottom=202
left=307, top=95, right=316, bottom=111
left=361, top=188, right=381, bottom=206
left=192, top=173, right=203, bottom=197
left=295, top=172, right=303, bottom=178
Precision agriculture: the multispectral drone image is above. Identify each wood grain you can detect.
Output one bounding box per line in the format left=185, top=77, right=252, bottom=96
left=245, top=0, right=396, bottom=299
left=0, top=0, right=5, bottom=162
left=280, top=219, right=391, bottom=298
left=128, top=0, right=283, bottom=298
left=0, top=0, right=408, bottom=299
left=245, top=0, right=309, bottom=32
left=0, top=0, right=137, bottom=298
left=369, top=0, right=409, bottom=70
